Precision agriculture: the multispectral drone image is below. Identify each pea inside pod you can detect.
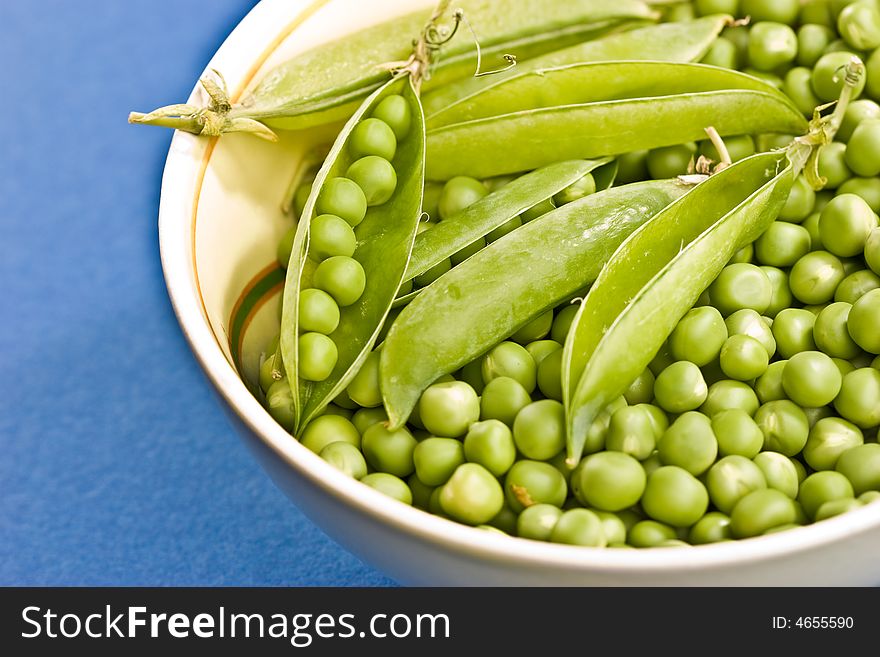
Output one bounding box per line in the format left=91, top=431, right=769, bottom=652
left=563, top=152, right=795, bottom=464
left=280, top=76, right=425, bottom=431
left=381, top=180, right=688, bottom=429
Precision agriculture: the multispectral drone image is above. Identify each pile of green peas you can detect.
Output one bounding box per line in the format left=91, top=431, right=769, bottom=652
left=285, top=95, right=413, bottom=381
left=262, top=0, right=880, bottom=548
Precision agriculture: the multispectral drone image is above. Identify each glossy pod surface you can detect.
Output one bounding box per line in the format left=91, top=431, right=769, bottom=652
left=381, top=180, right=688, bottom=428
left=280, top=76, right=425, bottom=431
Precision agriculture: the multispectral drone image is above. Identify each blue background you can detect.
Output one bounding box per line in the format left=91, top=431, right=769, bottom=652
left=0, top=0, right=393, bottom=586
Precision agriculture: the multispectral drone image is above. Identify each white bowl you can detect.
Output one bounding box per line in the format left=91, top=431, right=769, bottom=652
left=158, top=0, right=880, bottom=585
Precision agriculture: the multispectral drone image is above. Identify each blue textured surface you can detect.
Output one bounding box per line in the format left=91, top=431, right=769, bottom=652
left=0, top=0, right=394, bottom=586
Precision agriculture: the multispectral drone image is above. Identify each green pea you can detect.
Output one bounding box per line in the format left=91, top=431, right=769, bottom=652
left=798, top=24, right=835, bottom=68
left=313, top=256, right=366, bottom=307
left=654, top=361, right=708, bottom=414
left=695, top=0, right=739, bottom=16
left=485, top=216, right=522, bottom=243
left=479, top=376, right=531, bottom=427
left=799, top=471, right=855, bottom=519
left=482, top=341, right=537, bottom=393
left=834, top=367, right=880, bottom=427
left=801, top=0, right=835, bottom=27
left=361, top=473, right=412, bottom=504
left=845, top=121, right=880, bottom=180
left=782, top=67, right=821, bottom=116
left=320, top=441, right=367, bottom=479
left=550, top=509, right=607, bottom=547
left=520, top=196, right=556, bottom=223
left=741, top=0, right=799, bottom=23
left=576, top=451, right=646, bottom=512
left=814, top=301, right=861, bottom=358
left=719, top=334, right=770, bottom=381
left=729, top=244, right=754, bottom=265
left=349, top=117, right=396, bottom=161
left=790, top=251, right=846, bottom=305
left=812, top=52, right=866, bottom=103
left=301, top=414, right=360, bottom=453
left=418, top=381, right=480, bottom=438
left=801, top=212, right=824, bottom=251
left=754, top=360, right=788, bottom=403
left=605, top=405, right=657, bottom=461
left=553, top=173, right=596, bottom=206
left=316, top=177, right=367, bottom=227
left=342, top=350, right=380, bottom=408
left=449, top=236, right=484, bottom=266
left=701, top=37, right=738, bottom=69
left=298, top=332, right=338, bottom=382
left=298, top=288, right=341, bottom=335
left=346, top=156, right=397, bottom=207
left=818, top=194, right=878, bottom=259
left=669, top=306, right=728, bottom=366
left=648, top=341, right=675, bottom=376
left=861, top=490, right=880, bottom=504
left=835, top=269, right=880, bottom=304
left=835, top=443, right=880, bottom=494
left=646, top=143, right=696, bottom=179
left=505, top=460, right=567, bottom=513
left=277, top=225, right=296, bottom=269
left=868, top=228, right=880, bottom=274
left=700, top=380, right=759, bottom=417
left=748, top=22, right=798, bottom=71
left=309, top=213, right=357, bottom=261
left=755, top=400, right=810, bottom=455
left=730, top=489, right=798, bottom=537
left=657, top=412, right=718, bottom=476
left=782, top=351, right=843, bottom=407
left=628, top=520, right=678, bottom=548
left=688, top=512, right=732, bottom=545
left=464, top=419, right=516, bottom=477
left=868, top=45, right=880, bottom=101
left=536, top=348, right=564, bottom=401
left=361, top=423, right=417, bottom=477
left=848, top=289, right=880, bottom=353
left=815, top=498, right=862, bottom=520
left=412, top=438, right=466, bottom=487
left=372, top=94, right=411, bottom=140
left=615, top=150, right=649, bottom=184
left=259, top=347, right=282, bottom=395
left=838, top=0, right=880, bottom=50
left=708, top=263, right=772, bottom=316
left=762, top=266, right=794, bottom=318
left=581, top=397, right=628, bottom=456
left=664, top=2, right=695, bottom=21
left=438, top=176, right=487, bottom=220
left=636, top=403, right=670, bottom=438
left=755, top=222, right=811, bottom=267
left=706, top=455, right=767, bottom=514
left=699, top=134, right=756, bottom=164
left=516, top=503, right=563, bottom=541
left=266, top=379, right=295, bottom=431
left=292, top=178, right=314, bottom=220
left=838, top=180, right=880, bottom=219
left=712, top=409, right=764, bottom=458
left=412, top=257, right=451, bottom=289
left=642, top=466, right=709, bottom=528
left=525, top=339, right=561, bottom=366
left=753, top=452, right=799, bottom=499
left=623, top=368, right=655, bottom=406
left=804, top=417, right=864, bottom=472
left=510, top=310, right=553, bottom=344
left=512, top=399, right=565, bottom=461
left=773, top=308, right=818, bottom=358
left=725, top=309, right=777, bottom=356
left=550, top=304, right=579, bottom=344
left=351, top=407, right=387, bottom=435
left=819, top=142, right=855, bottom=191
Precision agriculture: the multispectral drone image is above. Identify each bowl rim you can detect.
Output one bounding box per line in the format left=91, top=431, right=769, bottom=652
left=158, top=0, right=880, bottom=578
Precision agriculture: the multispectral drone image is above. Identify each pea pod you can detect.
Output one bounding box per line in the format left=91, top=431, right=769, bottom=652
left=130, top=0, right=655, bottom=137
left=426, top=87, right=808, bottom=180
left=380, top=179, right=688, bottom=429
left=404, top=158, right=609, bottom=282
left=427, top=61, right=786, bottom=128
left=562, top=152, right=795, bottom=464
left=280, top=76, right=425, bottom=431
left=421, top=14, right=731, bottom=118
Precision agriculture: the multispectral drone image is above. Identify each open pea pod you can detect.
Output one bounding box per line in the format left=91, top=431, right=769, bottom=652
left=404, top=158, right=608, bottom=282
left=427, top=61, right=785, bottom=127
left=380, top=179, right=688, bottom=429
left=130, top=0, right=655, bottom=137
left=426, top=87, right=807, bottom=180
left=421, top=15, right=732, bottom=119
left=280, top=76, right=425, bottom=431
left=563, top=152, right=795, bottom=464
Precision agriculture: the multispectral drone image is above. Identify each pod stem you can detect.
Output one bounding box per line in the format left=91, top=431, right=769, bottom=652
left=790, top=56, right=865, bottom=187
left=128, top=69, right=278, bottom=140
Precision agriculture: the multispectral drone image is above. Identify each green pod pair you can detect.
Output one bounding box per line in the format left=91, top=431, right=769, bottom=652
left=562, top=152, right=797, bottom=464
left=380, top=179, right=689, bottom=429
left=424, top=62, right=808, bottom=179
left=421, top=14, right=732, bottom=118
left=280, top=76, right=425, bottom=432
